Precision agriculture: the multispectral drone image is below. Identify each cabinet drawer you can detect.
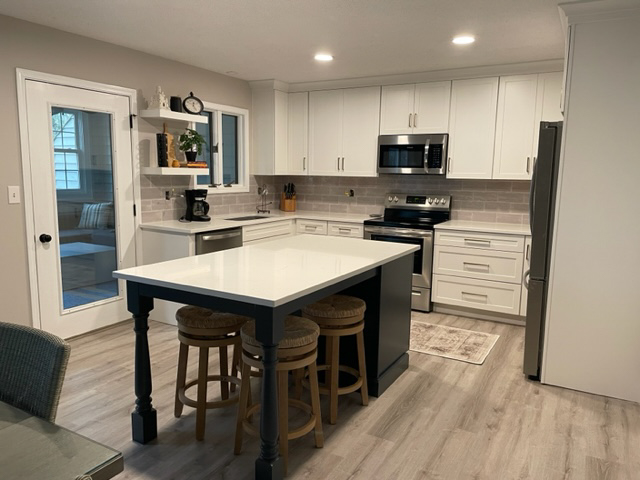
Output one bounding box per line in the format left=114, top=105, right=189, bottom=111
left=432, top=274, right=521, bottom=315
left=328, top=222, right=363, bottom=238
left=433, top=245, right=523, bottom=284
left=435, top=230, right=524, bottom=253
left=296, top=219, right=328, bottom=235
left=243, top=220, right=293, bottom=243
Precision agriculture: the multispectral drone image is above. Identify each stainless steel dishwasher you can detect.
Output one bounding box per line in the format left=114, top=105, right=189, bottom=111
left=195, top=228, right=243, bottom=254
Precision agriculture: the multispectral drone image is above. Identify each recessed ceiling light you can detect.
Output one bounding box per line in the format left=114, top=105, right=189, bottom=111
left=314, top=54, right=334, bottom=62
left=452, top=35, right=475, bottom=45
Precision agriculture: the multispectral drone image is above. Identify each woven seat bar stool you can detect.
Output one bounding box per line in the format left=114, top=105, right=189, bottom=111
left=302, top=294, right=368, bottom=425
left=234, top=316, right=323, bottom=475
left=174, top=305, right=251, bottom=440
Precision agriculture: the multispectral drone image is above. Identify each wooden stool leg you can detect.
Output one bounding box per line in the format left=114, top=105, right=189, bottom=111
left=196, top=346, right=209, bottom=441
left=324, top=338, right=333, bottom=389
left=234, top=360, right=252, bottom=454
left=329, top=336, right=340, bottom=425
left=356, top=330, right=369, bottom=406
left=307, top=361, right=324, bottom=448
left=230, top=342, right=240, bottom=393
left=174, top=342, right=189, bottom=418
left=278, top=370, right=289, bottom=475
left=293, top=368, right=304, bottom=400
left=219, top=346, right=229, bottom=400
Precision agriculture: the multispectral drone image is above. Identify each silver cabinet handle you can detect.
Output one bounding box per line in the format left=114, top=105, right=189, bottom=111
left=461, top=292, right=488, bottom=303
left=523, top=269, right=530, bottom=289
left=337, top=157, right=340, bottom=170
left=414, top=113, right=418, bottom=128
left=448, top=157, right=452, bottom=173
left=463, top=262, right=491, bottom=271
left=526, top=244, right=530, bottom=261
left=464, top=238, right=491, bottom=247
left=409, top=113, right=412, bottom=128
left=526, top=157, right=531, bottom=173
left=303, top=157, right=306, bottom=170
left=342, top=157, right=345, bottom=171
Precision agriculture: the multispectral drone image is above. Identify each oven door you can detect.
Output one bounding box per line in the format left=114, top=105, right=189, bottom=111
left=364, top=226, right=432, bottom=289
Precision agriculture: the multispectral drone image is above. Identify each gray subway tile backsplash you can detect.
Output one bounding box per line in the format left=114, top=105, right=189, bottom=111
left=140, top=174, right=530, bottom=225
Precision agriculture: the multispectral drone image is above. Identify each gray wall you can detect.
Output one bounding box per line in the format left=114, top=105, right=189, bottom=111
left=0, top=15, right=251, bottom=326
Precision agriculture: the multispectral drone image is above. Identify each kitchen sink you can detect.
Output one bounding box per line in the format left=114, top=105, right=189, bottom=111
left=225, top=215, right=271, bottom=221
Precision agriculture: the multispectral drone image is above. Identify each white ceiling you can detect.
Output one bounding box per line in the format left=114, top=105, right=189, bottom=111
left=0, top=0, right=567, bottom=84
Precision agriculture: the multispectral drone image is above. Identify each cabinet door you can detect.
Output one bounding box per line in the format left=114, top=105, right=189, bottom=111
left=447, top=77, right=499, bottom=179
left=520, top=236, right=532, bottom=316
left=539, top=72, right=563, bottom=122
left=379, top=84, right=415, bottom=134
left=309, top=90, right=343, bottom=176
left=342, top=86, right=380, bottom=176
left=493, top=75, right=539, bottom=180
left=414, top=81, right=451, bottom=134
left=287, top=92, right=308, bottom=175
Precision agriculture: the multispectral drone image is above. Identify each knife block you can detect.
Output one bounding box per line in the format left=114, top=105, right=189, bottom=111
left=280, top=193, right=296, bottom=212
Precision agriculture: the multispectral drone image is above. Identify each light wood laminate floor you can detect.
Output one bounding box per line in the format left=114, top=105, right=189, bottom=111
left=56, top=313, right=640, bottom=480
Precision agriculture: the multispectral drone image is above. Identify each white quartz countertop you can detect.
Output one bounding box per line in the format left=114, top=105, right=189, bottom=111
left=140, top=211, right=378, bottom=235
left=435, top=220, right=531, bottom=236
left=114, top=235, right=418, bottom=307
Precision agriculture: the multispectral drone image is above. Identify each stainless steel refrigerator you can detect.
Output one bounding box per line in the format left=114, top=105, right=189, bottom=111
left=523, top=121, right=563, bottom=379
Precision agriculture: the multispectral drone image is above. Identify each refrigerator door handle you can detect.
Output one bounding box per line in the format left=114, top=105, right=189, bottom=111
left=529, top=155, right=538, bottom=232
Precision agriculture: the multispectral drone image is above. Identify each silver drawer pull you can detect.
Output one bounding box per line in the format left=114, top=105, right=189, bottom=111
left=461, top=292, right=489, bottom=303
left=411, top=290, right=423, bottom=296
left=463, top=262, right=490, bottom=271
left=464, top=238, right=491, bottom=247
left=338, top=228, right=351, bottom=232
left=305, top=225, right=317, bottom=230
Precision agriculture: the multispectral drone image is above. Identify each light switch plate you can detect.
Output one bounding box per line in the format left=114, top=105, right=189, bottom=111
left=7, top=186, right=20, bottom=204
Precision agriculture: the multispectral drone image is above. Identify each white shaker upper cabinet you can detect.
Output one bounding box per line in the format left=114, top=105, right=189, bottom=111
left=287, top=92, right=309, bottom=175
left=380, top=81, right=451, bottom=135
left=493, top=75, right=540, bottom=180
left=309, top=86, right=380, bottom=177
left=447, top=77, right=499, bottom=179
left=341, top=86, right=380, bottom=176
left=493, top=72, right=564, bottom=180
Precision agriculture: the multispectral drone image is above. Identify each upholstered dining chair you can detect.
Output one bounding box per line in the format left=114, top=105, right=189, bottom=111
left=0, top=322, right=71, bottom=422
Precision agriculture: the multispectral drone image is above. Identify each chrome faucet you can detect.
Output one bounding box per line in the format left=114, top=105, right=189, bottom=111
left=256, top=185, right=271, bottom=214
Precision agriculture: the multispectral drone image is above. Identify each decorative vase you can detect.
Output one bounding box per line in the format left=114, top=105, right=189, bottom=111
left=185, top=150, right=197, bottom=163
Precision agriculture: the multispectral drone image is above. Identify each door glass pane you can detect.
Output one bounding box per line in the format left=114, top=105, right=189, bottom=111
left=52, top=107, right=119, bottom=310
left=221, top=114, right=238, bottom=184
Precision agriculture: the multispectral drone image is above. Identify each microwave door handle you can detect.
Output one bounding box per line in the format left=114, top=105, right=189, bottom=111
left=424, top=139, right=431, bottom=172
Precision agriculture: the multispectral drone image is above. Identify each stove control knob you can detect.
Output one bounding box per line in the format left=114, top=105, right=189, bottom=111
left=387, top=196, right=393, bottom=202
left=440, top=198, right=446, bottom=205
left=434, top=198, right=440, bottom=205
left=393, top=196, right=399, bottom=203
left=427, top=197, right=433, bottom=204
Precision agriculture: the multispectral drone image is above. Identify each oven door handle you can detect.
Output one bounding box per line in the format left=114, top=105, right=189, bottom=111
left=365, top=227, right=433, bottom=238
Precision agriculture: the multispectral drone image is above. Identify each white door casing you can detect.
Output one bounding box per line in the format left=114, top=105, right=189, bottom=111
left=18, top=73, right=138, bottom=339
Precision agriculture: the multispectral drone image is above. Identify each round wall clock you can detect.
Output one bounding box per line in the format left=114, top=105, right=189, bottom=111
left=183, top=92, right=204, bottom=115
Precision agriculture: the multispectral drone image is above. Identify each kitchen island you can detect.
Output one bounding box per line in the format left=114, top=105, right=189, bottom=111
left=113, top=235, right=418, bottom=480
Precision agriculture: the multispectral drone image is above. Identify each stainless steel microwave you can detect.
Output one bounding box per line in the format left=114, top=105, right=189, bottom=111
left=378, top=134, right=448, bottom=175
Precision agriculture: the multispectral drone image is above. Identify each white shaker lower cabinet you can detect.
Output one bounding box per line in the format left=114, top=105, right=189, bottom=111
left=447, top=77, right=499, bottom=179
left=243, top=219, right=294, bottom=245
left=432, top=229, right=526, bottom=317
left=520, top=235, right=532, bottom=316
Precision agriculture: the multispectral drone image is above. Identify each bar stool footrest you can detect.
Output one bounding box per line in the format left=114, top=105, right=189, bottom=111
left=302, top=364, right=364, bottom=396
left=242, top=398, right=317, bottom=440
left=178, top=375, right=241, bottom=410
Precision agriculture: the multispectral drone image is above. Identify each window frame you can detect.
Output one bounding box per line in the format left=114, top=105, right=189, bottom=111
left=196, top=101, right=250, bottom=194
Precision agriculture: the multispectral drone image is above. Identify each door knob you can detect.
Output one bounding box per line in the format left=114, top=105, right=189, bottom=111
left=39, top=233, right=52, bottom=244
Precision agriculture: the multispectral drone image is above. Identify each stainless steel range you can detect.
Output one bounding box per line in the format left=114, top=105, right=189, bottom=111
left=364, top=193, right=451, bottom=312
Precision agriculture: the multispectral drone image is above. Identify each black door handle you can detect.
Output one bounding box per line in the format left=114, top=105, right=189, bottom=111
left=39, top=234, right=52, bottom=244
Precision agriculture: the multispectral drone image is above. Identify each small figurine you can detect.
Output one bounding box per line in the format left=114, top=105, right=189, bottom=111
left=147, top=86, right=169, bottom=110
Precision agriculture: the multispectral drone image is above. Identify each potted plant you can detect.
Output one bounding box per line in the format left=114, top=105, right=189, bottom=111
left=178, top=128, right=206, bottom=163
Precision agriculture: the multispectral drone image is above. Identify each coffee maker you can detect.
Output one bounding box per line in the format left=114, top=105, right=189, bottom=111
left=183, top=189, right=210, bottom=222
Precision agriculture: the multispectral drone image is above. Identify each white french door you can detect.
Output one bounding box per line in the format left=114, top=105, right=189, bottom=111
left=24, top=80, right=136, bottom=339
